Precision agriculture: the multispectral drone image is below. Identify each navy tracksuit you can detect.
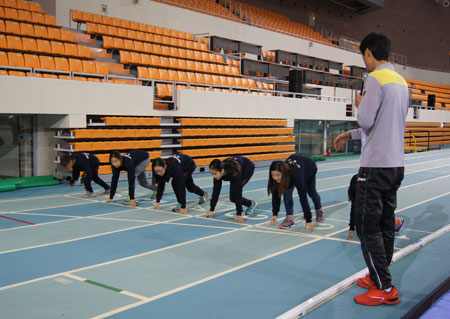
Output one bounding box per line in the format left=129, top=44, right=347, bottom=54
left=155, top=154, right=205, bottom=209
left=209, top=156, right=255, bottom=216
left=69, top=153, right=109, bottom=193
left=271, top=154, right=322, bottom=223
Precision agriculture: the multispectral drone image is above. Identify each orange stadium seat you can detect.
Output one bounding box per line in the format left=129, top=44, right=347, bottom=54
left=95, top=61, right=108, bottom=75
left=60, top=29, right=74, bottom=42
left=78, top=45, right=91, bottom=58
left=7, top=51, right=24, bottom=67
left=4, top=8, right=19, bottom=20
left=0, top=35, right=6, bottom=50
left=5, top=20, right=20, bottom=35
left=28, top=1, right=42, bottom=12
left=22, top=37, right=36, bottom=52
left=44, top=14, right=58, bottom=27
left=64, top=43, right=78, bottom=57
left=17, top=0, right=29, bottom=10
left=82, top=60, right=96, bottom=74
left=34, top=25, right=48, bottom=38
left=54, top=57, right=69, bottom=72
left=51, top=41, right=65, bottom=55
left=47, top=27, right=61, bottom=40
left=39, top=55, right=55, bottom=70
left=31, top=12, right=45, bottom=25
left=0, top=51, right=8, bottom=65
left=36, top=39, right=52, bottom=54
left=19, top=23, right=35, bottom=37
left=6, top=35, right=22, bottom=50
left=69, top=58, right=83, bottom=73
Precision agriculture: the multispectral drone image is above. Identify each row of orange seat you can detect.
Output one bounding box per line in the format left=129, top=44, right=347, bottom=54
left=154, top=83, right=275, bottom=98
left=179, top=136, right=294, bottom=147
left=177, top=118, right=287, bottom=127
left=101, top=116, right=162, bottom=126
left=0, top=19, right=75, bottom=42
left=70, top=140, right=162, bottom=152
left=0, top=68, right=107, bottom=81
left=0, top=6, right=57, bottom=27
left=0, top=50, right=107, bottom=73
left=0, top=35, right=90, bottom=59
left=132, top=57, right=239, bottom=77
left=105, top=38, right=224, bottom=64
left=71, top=128, right=162, bottom=139
left=0, top=0, right=42, bottom=12
left=180, top=145, right=294, bottom=158
left=194, top=152, right=295, bottom=167
left=72, top=10, right=194, bottom=41
left=87, top=23, right=207, bottom=52
left=95, top=151, right=162, bottom=164
left=140, top=67, right=255, bottom=88
left=178, top=127, right=293, bottom=136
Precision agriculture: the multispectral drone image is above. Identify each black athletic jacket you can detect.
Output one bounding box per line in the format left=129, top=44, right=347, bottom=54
left=69, top=153, right=100, bottom=186
left=110, top=150, right=149, bottom=200
left=272, top=154, right=317, bottom=222
left=156, top=154, right=196, bottom=209
left=210, top=156, right=255, bottom=214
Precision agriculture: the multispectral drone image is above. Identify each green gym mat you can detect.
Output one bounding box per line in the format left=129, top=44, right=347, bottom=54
left=0, top=175, right=60, bottom=192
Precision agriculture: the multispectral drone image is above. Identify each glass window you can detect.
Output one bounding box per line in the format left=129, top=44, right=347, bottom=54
left=0, top=115, right=34, bottom=178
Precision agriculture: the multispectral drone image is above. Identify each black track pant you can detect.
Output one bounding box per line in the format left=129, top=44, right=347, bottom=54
left=83, top=165, right=110, bottom=193
left=355, top=167, right=404, bottom=290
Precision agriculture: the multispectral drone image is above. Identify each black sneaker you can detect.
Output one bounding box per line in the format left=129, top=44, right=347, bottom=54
left=280, top=217, right=295, bottom=229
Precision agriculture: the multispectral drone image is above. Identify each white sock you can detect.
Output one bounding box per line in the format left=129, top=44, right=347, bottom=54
left=384, top=287, right=392, bottom=293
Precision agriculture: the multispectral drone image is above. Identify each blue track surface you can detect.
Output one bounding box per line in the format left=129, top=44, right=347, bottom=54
left=0, top=150, right=449, bottom=319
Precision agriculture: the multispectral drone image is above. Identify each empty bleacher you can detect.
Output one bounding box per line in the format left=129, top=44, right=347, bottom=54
left=54, top=116, right=296, bottom=175
left=152, top=0, right=334, bottom=46
left=404, top=122, right=450, bottom=152
left=408, top=79, right=450, bottom=109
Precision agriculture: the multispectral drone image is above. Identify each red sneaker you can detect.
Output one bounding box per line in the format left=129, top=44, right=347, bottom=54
left=354, top=287, right=400, bottom=306
left=357, top=273, right=376, bottom=289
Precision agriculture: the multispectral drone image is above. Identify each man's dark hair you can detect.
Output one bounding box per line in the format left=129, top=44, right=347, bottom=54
left=360, top=32, right=391, bottom=61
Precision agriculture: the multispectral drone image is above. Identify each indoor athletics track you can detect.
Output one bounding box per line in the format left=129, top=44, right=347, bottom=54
left=1, top=149, right=450, bottom=319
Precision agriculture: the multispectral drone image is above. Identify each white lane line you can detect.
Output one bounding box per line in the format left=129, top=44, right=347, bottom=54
left=64, top=273, right=149, bottom=301
left=0, top=215, right=190, bottom=255
left=0, top=150, right=450, bottom=203
left=396, top=191, right=450, bottom=213
left=90, top=237, right=324, bottom=319
left=0, top=226, right=246, bottom=292
left=0, top=217, right=84, bottom=233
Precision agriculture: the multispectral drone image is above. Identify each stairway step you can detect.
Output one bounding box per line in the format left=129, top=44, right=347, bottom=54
left=89, top=48, right=113, bottom=59
left=154, top=102, right=170, bottom=110
left=105, top=62, right=130, bottom=75
left=72, top=32, right=95, bottom=44
left=109, top=72, right=136, bottom=78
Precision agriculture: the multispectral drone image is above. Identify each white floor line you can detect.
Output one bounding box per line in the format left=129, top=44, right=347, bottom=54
left=0, top=152, right=448, bottom=300
left=64, top=273, right=149, bottom=301
left=396, top=191, right=450, bottom=213
left=0, top=227, right=246, bottom=292
left=0, top=150, right=447, bottom=206
left=0, top=215, right=189, bottom=255
left=90, top=237, right=324, bottom=319
left=276, top=223, right=450, bottom=319
left=0, top=217, right=84, bottom=233
left=0, top=208, right=140, bottom=232
left=3, top=201, right=93, bottom=214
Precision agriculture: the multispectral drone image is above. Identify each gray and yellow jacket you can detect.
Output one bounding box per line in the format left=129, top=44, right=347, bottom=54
left=350, top=63, right=409, bottom=168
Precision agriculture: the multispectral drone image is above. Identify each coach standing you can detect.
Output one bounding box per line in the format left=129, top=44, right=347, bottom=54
left=334, top=33, right=409, bottom=306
